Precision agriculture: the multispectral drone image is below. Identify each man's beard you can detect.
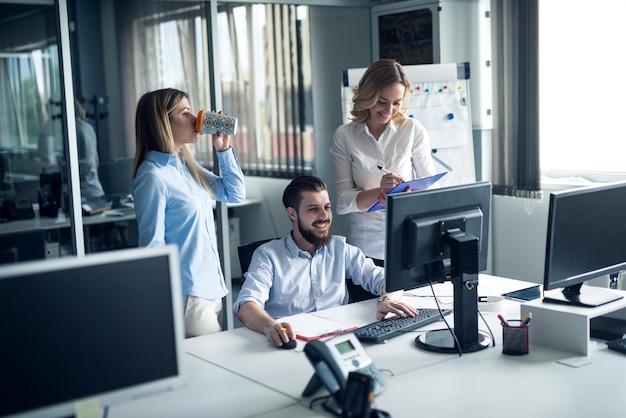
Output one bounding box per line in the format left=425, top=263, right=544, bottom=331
left=298, top=217, right=331, bottom=248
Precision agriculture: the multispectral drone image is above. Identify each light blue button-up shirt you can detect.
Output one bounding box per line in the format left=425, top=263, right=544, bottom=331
left=233, top=234, right=384, bottom=318
left=132, top=148, right=245, bottom=300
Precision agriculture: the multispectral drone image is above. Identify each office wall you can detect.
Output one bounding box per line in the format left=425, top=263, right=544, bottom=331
left=309, top=6, right=372, bottom=237
left=491, top=195, right=548, bottom=284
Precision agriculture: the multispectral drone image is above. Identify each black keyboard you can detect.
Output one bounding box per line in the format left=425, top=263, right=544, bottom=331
left=104, top=207, right=135, bottom=217
left=353, top=308, right=452, bottom=343
left=606, top=337, right=626, bottom=354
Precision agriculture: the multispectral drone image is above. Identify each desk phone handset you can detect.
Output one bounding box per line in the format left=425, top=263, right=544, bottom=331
left=302, top=333, right=387, bottom=403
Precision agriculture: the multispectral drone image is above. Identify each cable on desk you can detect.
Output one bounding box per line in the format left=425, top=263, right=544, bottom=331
left=309, top=394, right=340, bottom=417
left=478, top=308, right=496, bottom=347
left=425, top=277, right=462, bottom=357
left=402, top=292, right=454, bottom=306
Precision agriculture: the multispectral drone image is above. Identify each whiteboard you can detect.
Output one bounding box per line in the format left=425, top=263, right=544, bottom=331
left=341, top=62, right=475, bottom=187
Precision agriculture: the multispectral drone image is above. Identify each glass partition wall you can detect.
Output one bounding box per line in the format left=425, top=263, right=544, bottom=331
left=0, top=0, right=316, bottom=267
left=0, top=1, right=82, bottom=261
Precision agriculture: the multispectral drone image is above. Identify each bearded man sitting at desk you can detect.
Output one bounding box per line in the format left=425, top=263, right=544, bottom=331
left=233, top=175, right=417, bottom=348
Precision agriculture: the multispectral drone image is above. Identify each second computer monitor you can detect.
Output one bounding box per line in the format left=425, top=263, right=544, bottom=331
left=543, top=180, right=626, bottom=307
left=385, top=181, right=491, bottom=293
left=384, top=181, right=492, bottom=354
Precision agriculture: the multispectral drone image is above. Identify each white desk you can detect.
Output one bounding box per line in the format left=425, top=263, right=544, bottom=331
left=115, top=275, right=626, bottom=417
left=0, top=210, right=136, bottom=235
left=109, top=353, right=302, bottom=418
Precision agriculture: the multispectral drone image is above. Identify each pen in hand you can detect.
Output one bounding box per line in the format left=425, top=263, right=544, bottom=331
left=377, top=165, right=391, bottom=174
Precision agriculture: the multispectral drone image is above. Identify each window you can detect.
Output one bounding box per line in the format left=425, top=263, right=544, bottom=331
left=216, top=4, right=314, bottom=178
left=539, top=0, right=626, bottom=177
left=122, top=1, right=314, bottom=178
left=0, top=5, right=63, bottom=202
left=0, top=9, right=60, bottom=152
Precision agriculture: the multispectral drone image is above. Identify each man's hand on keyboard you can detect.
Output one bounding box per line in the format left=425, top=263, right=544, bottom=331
left=376, top=291, right=418, bottom=321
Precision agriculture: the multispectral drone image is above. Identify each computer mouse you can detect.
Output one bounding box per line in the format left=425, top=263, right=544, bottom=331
left=279, top=339, right=297, bottom=349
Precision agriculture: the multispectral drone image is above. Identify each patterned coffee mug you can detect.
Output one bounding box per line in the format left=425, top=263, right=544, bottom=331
left=196, top=109, right=238, bottom=136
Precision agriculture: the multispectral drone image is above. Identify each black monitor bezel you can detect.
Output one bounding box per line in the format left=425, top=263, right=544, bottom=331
left=384, top=181, right=492, bottom=354
left=0, top=245, right=185, bottom=418
left=385, top=181, right=491, bottom=293
left=543, top=181, right=626, bottom=307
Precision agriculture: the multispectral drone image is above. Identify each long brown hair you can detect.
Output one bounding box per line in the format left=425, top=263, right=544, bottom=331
left=350, top=59, right=411, bottom=124
left=133, top=88, right=211, bottom=193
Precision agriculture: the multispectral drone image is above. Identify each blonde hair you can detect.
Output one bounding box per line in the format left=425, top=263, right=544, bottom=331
left=133, top=88, right=211, bottom=193
left=74, top=99, right=87, bottom=120
left=350, top=59, right=411, bottom=124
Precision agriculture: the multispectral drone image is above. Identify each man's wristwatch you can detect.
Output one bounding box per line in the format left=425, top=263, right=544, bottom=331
left=378, top=295, right=391, bottom=303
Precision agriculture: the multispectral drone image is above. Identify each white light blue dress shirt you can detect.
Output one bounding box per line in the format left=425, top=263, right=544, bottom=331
left=232, top=234, right=384, bottom=319
left=331, top=118, right=436, bottom=259
left=132, top=148, right=245, bottom=300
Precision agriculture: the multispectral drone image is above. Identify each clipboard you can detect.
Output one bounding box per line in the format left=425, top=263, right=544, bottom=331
left=367, top=171, right=447, bottom=212
left=278, top=312, right=358, bottom=341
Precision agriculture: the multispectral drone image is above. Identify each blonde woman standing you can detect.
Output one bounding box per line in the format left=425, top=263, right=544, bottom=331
left=132, top=88, right=245, bottom=337
left=331, top=59, right=436, bottom=266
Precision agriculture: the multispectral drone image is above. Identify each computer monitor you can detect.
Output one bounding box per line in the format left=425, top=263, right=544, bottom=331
left=0, top=245, right=186, bottom=418
left=98, top=157, right=134, bottom=207
left=543, top=181, right=626, bottom=307
left=0, top=231, right=46, bottom=264
left=385, top=181, right=491, bottom=354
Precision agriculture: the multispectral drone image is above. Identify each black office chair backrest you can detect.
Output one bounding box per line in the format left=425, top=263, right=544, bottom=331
left=237, top=238, right=276, bottom=277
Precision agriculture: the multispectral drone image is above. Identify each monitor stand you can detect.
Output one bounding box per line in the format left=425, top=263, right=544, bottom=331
left=414, top=231, right=492, bottom=354
left=543, top=284, right=624, bottom=308
left=415, top=329, right=492, bottom=354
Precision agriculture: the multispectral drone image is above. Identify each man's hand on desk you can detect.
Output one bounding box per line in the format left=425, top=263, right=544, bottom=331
left=264, top=322, right=296, bottom=348
left=376, top=291, right=418, bottom=321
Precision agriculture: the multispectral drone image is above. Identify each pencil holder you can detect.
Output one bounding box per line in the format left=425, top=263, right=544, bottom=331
left=502, top=320, right=529, bottom=355
left=196, top=109, right=238, bottom=136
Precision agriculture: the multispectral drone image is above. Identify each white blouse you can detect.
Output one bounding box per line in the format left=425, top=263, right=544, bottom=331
left=330, top=118, right=436, bottom=260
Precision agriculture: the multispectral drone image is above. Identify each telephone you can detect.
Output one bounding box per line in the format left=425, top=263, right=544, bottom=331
left=302, top=333, right=388, bottom=403
left=1, top=197, right=35, bottom=220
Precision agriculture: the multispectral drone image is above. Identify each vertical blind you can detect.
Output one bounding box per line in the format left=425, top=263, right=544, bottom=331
left=218, top=3, right=313, bottom=178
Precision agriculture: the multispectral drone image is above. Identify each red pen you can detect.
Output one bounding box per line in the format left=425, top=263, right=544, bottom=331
left=498, top=314, right=510, bottom=327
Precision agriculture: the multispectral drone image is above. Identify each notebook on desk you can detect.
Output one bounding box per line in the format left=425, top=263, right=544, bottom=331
left=81, top=197, right=112, bottom=216
left=278, top=312, right=357, bottom=341
left=104, top=206, right=135, bottom=217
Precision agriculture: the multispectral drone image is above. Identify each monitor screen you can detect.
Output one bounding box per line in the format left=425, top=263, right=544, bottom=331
left=0, top=230, right=46, bottom=264
left=98, top=157, right=134, bottom=198
left=0, top=245, right=185, bottom=418
left=385, top=181, right=491, bottom=353
left=543, top=181, right=626, bottom=307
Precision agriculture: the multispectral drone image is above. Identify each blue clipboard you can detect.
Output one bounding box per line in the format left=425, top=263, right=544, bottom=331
left=367, top=172, right=447, bottom=212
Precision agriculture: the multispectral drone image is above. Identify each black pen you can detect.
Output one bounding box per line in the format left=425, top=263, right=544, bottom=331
left=377, top=165, right=391, bottom=174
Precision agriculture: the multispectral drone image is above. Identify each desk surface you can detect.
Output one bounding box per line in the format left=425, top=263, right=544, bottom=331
left=0, top=211, right=136, bottom=235
left=111, top=275, right=626, bottom=417
left=108, top=353, right=302, bottom=418
left=0, top=198, right=262, bottom=236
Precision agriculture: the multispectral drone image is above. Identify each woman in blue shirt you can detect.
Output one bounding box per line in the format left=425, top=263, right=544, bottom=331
left=132, top=88, right=245, bottom=337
